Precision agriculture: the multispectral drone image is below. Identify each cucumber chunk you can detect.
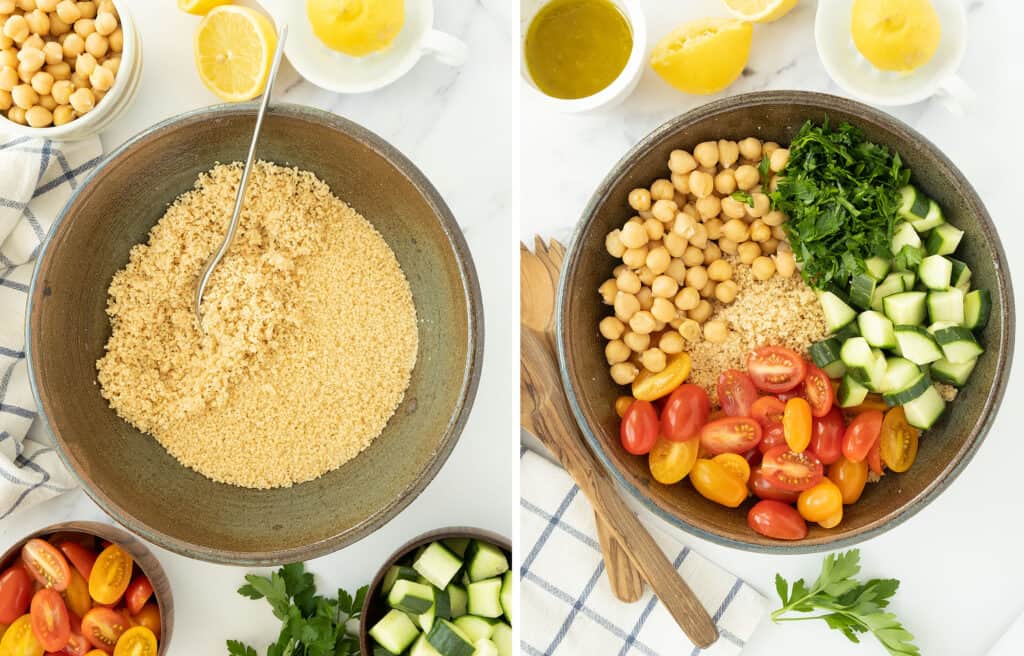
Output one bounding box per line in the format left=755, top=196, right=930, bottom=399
left=882, top=372, right=932, bottom=406
left=414, top=542, right=464, bottom=590
left=833, top=320, right=861, bottom=341
left=371, top=609, right=422, bottom=655
left=500, top=571, right=513, bottom=623
left=883, top=291, right=927, bottom=326
left=863, top=256, right=892, bottom=281
left=443, top=538, right=471, bottom=558
left=453, top=616, right=496, bottom=642
left=919, top=255, right=952, bottom=290
left=382, top=566, right=420, bottom=595
left=467, top=578, right=504, bottom=619
left=427, top=620, right=476, bottom=656
left=838, top=375, right=869, bottom=408
left=932, top=325, right=985, bottom=363
left=388, top=580, right=436, bottom=615
left=466, top=542, right=509, bottom=582
left=809, top=338, right=843, bottom=369
left=964, top=289, right=991, bottom=331
left=870, top=273, right=906, bottom=312
left=473, top=639, right=499, bottom=656
left=410, top=634, right=441, bottom=656
left=949, top=258, right=972, bottom=291
left=891, top=221, right=922, bottom=255
left=818, top=290, right=857, bottom=332
left=927, top=288, right=966, bottom=325
left=849, top=273, right=877, bottom=310
left=931, top=357, right=977, bottom=387
left=492, top=624, right=513, bottom=656
left=893, top=325, right=943, bottom=365
left=903, top=385, right=946, bottom=430
left=448, top=584, right=468, bottom=619
left=898, top=186, right=945, bottom=230
left=857, top=311, right=897, bottom=349
left=839, top=337, right=875, bottom=384
left=418, top=598, right=437, bottom=632
left=926, top=223, right=964, bottom=256
left=879, top=358, right=921, bottom=394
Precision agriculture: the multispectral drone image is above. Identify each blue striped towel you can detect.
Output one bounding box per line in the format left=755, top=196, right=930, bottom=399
left=0, top=134, right=104, bottom=520
left=520, top=449, right=769, bottom=655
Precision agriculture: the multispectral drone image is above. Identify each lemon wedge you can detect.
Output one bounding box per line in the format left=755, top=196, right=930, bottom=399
left=178, top=0, right=232, bottom=15
left=851, top=0, right=942, bottom=72
left=722, top=0, right=799, bottom=23
left=305, top=0, right=405, bottom=57
left=194, top=6, right=276, bottom=102
left=650, top=18, right=753, bottom=95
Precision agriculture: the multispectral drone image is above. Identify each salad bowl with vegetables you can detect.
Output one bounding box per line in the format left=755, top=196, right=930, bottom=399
left=557, top=91, right=1013, bottom=552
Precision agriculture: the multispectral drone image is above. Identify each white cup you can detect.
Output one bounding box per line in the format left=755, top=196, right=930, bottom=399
left=815, top=0, right=974, bottom=114
left=258, top=0, right=468, bottom=94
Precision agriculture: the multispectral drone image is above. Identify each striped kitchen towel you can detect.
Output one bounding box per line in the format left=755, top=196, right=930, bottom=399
left=0, top=134, right=104, bottom=520
left=521, top=449, right=769, bottom=656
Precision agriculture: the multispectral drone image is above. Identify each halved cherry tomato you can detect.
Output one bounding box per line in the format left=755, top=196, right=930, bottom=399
left=0, top=564, right=33, bottom=624
left=123, top=578, right=152, bottom=618
left=841, top=410, right=883, bottom=463
left=750, top=396, right=785, bottom=433
left=880, top=407, right=919, bottom=473
left=717, top=369, right=758, bottom=417
left=128, top=604, right=160, bottom=640
left=30, top=588, right=70, bottom=652
left=747, top=500, right=808, bottom=540
left=620, top=400, right=659, bottom=455
left=782, top=397, right=812, bottom=452
left=0, top=614, right=42, bottom=656
left=689, top=459, right=749, bottom=508
left=59, top=544, right=97, bottom=582
left=801, top=363, right=834, bottom=417
left=113, top=626, right=157, bottom=656
left=699, top=417, right=762, bottom=455
left=747, top=346, right=806, bottom=393
left=80, top=608, right=128, bottom=652
left=648, top=437, right=699, bottom=485
left=867, top=436, right=883, bottom=476
left=22, top=540, right=71, bottom=592
left=761, top=445, right=823, bottom=492
left=828, top=457, right=868, bottom=505
left=88, top=546, right=133, bottom=607
left=757, top=424, right=787, bottom=454
left=632, top=352, right=691, bottom=401
left=661, top=384, right=710, bottom=441
left=63, top=571, right=92, bottom=620
left=809, top=406, right=844, bottom=465
left=797, top=479, right=843, bottom=523
left=748, top=467, right=801, bottom=503
left=712, top=453, right=751, bottom=484
left=64, top=614, right=91, bottom=656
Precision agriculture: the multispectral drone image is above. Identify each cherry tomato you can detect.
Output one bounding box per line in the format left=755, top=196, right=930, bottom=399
left=757, top=424, right=787, bottom=454
left=128, top=604, right=160, bottom=640
left=761, top=445, right=823, bottom=492
left=620, top=400, right=659, bottom=455
left=700, top=417, right=762, bottom=455
left=64, top=614, right=92, bottom=656
left=747, top=500, right=808, bottom=540
left=0, top=615, right=42, bottom=656
left=0, top=564, right=33, bottom=625
left=880, top=407, right=919, bottom=473
left=717, top=369, right=758, bottom=417
left=797, top=479, right=843, bottom=523
left=648, top=437, right=699, bottom=485
left=747, top=346, right=806, bottom=393
left=689, top=459, right=749, bottom=508
left=867, top=435, right=884, bottom=476
left=782, top=397, right=812, bottom=452
left=123, top=578, right=151, bottom=618
left=30, top=588, right=70, bottom=652
left=112, top=626, right=157, bottom=656
left=21, top=540, right=71, bottom=592
left=749, top=467, right=801, bottom=503
left=741, top=448, right=762, bottom=468
left=801, top=363, right=834, bottom=417
left=842, top=410, right=883, bottom=463
left=828, top=457, right=868, bottom=505
left=712, top=453, right=751, bottom=484
left=809, top=407, right=844, bottom=465
left=614, top=396, right=633, bottom=418
left=80, top=608, right=128, bottom=652
left=661, top=384, right=710, bottom=442
left=776, top=388, right=806, bottom=402
left=750, top=396, right=785, bottom=433
left=58, top=544, right=97, bottom=582
left=632, top=353, right=691, bottom=401
left=818, top=507, right=843, bottom=529
left=62, top=570, right=91, bottom=621
left=88, top=546, right=133, bottom=607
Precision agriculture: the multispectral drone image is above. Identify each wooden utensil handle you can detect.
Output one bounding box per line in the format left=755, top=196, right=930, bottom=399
left=520, top=329, right=719, bottom=648
left=595, top=514, right=644, bottom=602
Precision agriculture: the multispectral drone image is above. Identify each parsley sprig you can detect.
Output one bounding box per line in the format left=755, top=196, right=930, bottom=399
left=226, top=563, right=368, bottom=656
left=772, top=550, right=919, bottom=656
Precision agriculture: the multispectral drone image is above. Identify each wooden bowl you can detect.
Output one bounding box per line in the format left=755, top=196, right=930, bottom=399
left=358, top=527, right=511, bottom=656
left=0, top=521, right=173, bottom=653
left=26, top=104, right=483, bottom=565
left=557, top=91, right=1015, bottom=552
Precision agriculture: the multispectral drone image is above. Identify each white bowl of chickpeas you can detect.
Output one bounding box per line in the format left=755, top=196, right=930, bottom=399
left=0, top=0, right=140, bottom=140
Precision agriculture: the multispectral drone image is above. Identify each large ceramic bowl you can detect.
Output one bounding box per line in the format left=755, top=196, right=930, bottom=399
left=557, top=91, right=1014, bottom=553
left=27, top=104, right=483, bottom=565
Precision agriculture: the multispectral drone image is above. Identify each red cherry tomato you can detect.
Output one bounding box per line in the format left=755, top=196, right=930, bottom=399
left=30, top=587, right=71, bottom=652
left=716, top=369, right=758, bottom=417
left=124, top=576, right=153, bottom=616
left=64, top=613, right=92, bottom=656
left=801, top=363, right=835, bottom=417
left=749, top=467, right=801, bottom=503
left=809, top=406, right=844, bottom=465
left=842, top=410, right=883, bottom=463
left=59, top=543, right=98, bottom=581
left=761, top=445, right=823, bottom=492
left=699, top=417, right=762, bottom=455
left=747, top=500, right=808, bottom=540
left=620, top=400, right=659, bottom=455
left=867, top=435, right=884, bottom=475
left=0, top=563, right=33, bottom=624
left=758, top=424, right=787, bottom=454
left=80, top=607, right=129, bottom=651
left=21, top=539, right=71, bottom=592
left=750, top=396, right=785, bottom=432
left=746, top=346, right=807, bottom=393
left=661, top=384, right=710, bottom=442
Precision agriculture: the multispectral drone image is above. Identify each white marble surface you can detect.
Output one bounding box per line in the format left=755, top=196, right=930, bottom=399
left=522, top=1, right=1024, bottom=655
left=1, top=0, right=517, bottom=653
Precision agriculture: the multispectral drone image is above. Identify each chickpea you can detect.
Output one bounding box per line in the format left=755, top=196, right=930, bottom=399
left=623, top=330, right=650, bottom=353
left=663, top=231, right=686, bottom=258
left=36, top=0, right=58, bottom=10
left=668, top=149, right=697, bottom=175
left=650, top=178, right=674, bottom=201
left=78, top=0, right=96, bottom=18
left=670, top=172, right=689, bottom=195
left=101, top=55, right=118, bottom=74
left=599, top=279, right=618, bottom=305
left=3, top=15, right=28, bottom=43
left=707, top=259, right=733, bottom=282
left=70, top=70, right=89, bottom=89
left=635, top=287, right=653, bottom=310
left=681, top=245, right=703, bottom=267
left=94, top=9, right=115, bottom=36
left=751, top=256, right=776, bottom=280
left=640, top=348, right=667, bottom=373
left=651, top=274, right=678, bottom=299
left=0, top=34, right=9, bottom=50
left=738, top=137, right=762, bottom=162
left=703, top=242, right=721, bottom=265
left=718, top=139, right=739, bottom=168
left=88, top=59, right=112, bottom=90
left=62, top=32, right=84, bottom=58
left=0, top=88, right=10, bottom=109
left=75, top=51, right=96, bottom=76
left=688, top=300, right=713, bottom=323
left=674, top=286, right=700, bottom=311
left=718, top=237, right=738, bottom=255
left=636, top=266, right=655, bottom=287
left=41, top=41, right=61, bottom=66
left=107, top=26, right=121, bottom=52
left=629, top=310, right=657, bottom=335
left=722, top=218, right=750, bottom=243
left=605, top=338, right=630, bottom=364
left=50, top=103, right=72, bottom=125
left=749, top=219, right=771, bottom=243
left=11, top=82, right=36, bottom=108
left=673, top=212, right=696, bottom=239
left=749, top=192, right=770, bottom=218
left=619, top=220, right=648, bottom=250
left=73, top=17, right=95, bottom=38
left=45, top=62, right=70, bottom=79
left=56, top=0, right=81, bottom=23
left=763, top=141, right=780, bottom=158
left=24, top=103, right=50, bottom=126
left=720, top=195, right=746, bottom=220
left=605, top=229, right=625, bottom=258
left=5, top=104, right=25, bottom=123
left=769, top=174, right=781, bottom=193
left=16, top=0, right=34, bottom=10
left=646, top=246, right=670, bottom=275
left=736, top=164, right=761, bottom=191
left=29, top=70, right=51, bottom=94
left=0, top=0, right=13, bottom=12
left=705, top=217, right=723, bottom=241
left=628, top=187, right=651, bottom=212
left=85, top=30, right=107, bottom=58
left=651, top=297, right=676, bottom=323
left=614, top=290, right=641, bottom=320
left=774, top=250, right=797, bottom=278
left=22, top=33, right=41, bottom=51
left=693, top=141, right=719, bottom=168
left=761, top=238, right=779, bottom=255
left=685, top=265, right=708, bottom=290
left=622, top=246, right=647, bottom=269
left=610, top=362, right=639, bottom=385
left=688, top=170, right=714, bottom=198
left=98, top=0, right=115, bottom=14
left=771, top=225, right=787, bottom=241
left=0, top=48, right=15, bottom=68
left=654, top=331, right=681, bottom=355
left=49, top=14, right=70, bottom=36
left=695, top=195, right=720, bottom=220
left=616, top=268, right=641, bottom=294
left=0, top=65, right=14, bottom=90
left=651, top=198, right=677, bottom=223
left=737, top=241, right=761, bottom=265
left=763, top=210, right=786, bottom=227
left=714, top=169, right=737, bottom=195
left=678, top=319, right=701, bottom=341
left=769, top=147, right=790, bottom=173
left=699, top=279, right=716, bottom=299
left=25, top=9, right=48, bottom=35
left=681, top=202, right=699, bottom=221
left=715, top=280, right=739, bottom=304
left=665, top=257, right=686, bottom=283
left=703, top=320, right=729, bottom=344
left=689, top=222, right=709, bottom=249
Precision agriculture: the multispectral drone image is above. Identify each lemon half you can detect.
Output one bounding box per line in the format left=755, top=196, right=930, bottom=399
left=851, top=0, right=942, bottom=72
left=178, top=0, right=232, bottom=16
left=650, top=18, right=753, bottom=95
left=194, top=6, right=276, bottom=102
left=306, top=0, right=405, bottom=57
left=723, top=0, right=799, bottom=23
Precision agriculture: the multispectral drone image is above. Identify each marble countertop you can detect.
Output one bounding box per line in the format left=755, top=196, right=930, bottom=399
left=521, top=0, right=1024, bottom=654
left=1, top=0, right=517, bottom=653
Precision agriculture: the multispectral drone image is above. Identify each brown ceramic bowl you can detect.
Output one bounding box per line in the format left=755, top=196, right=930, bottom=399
left=358, top=527, right=511, bottom=656
left=26, top=104, right=483, bottom=565
left=557, top=91, right=1014, bottom=553
left=0, top=521, right=173, bottom=653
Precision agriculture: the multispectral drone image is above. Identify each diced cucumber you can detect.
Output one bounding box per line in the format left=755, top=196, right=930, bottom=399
left=932, top=325, right=985, bottom=363
left=410, top=634, right=442, bottom=656
left=467, top=578, right=504, bottom=619
left=818, top=290, right=857, bottom=332
left=893, top=325, right=943, bottom=365
left=849, top=273, right=877, bottom=310
left=375, top=646, right=395, bottom=656
left=868, top=348, right=888, bottom=390
left=453, top=616, right=496, bottom=642
left=879, top=358, right=921, bottom=394
left=418, top=598, right=437, bottom=632
left=927, top=288, right=966, bottom=325
left=414, top=542, right=464, bottom=590
left=918, top=255, right=952, bottom=290
left=833, top=320, right=861, bottom=341
left=964, top=289, right=991, bottom=331
left=949, top=258, right=972, bottom=291
left=858, top=311, right=897, bottom=349
left=883, top=291, right=927, bottom=326
left=389, top=580, right=436, bottom=615
left=931, top=357, right=977, bottom=387
left=382, top=566, right=420, bottom=595
left=863, top=256, right=892, bottom=281
left=822, top=360, right=846, bottom=378
left=434, top=587, right=452, bottom=620
left=466, top=542, right=509, bottom=582
left=903, top=385, right=946, bottom=430
left=926, top=223, right=964, bottom=256
left=427, top=620, right=476, bottom=656
left=473, top=639, right=499, bottom=656
left=895, top=271, right=916, bottom=289
left=891, top=221, right=922, bottom=255
left=838, top=375, right=869, bottom=408
left=448, top=584, right=468, bottom=619
left=840, top=337, right=886, bottom=388
left=443, top=538, right=471, bottom=558
left=809, top=338, right=843, bottom=370
left=371, top=609, right=422, bottom=655
left=500, top=571, right=513, bottom=623
left=898, top=186, right=945, bottom=231
left=882, top=372, right=932, bottom=406
left=870, top=273, right=906, bottom=311
left=491, top=624, right=512, bottom=656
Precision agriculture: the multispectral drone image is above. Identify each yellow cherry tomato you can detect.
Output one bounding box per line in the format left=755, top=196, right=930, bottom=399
left=711, top=453, right=751, bottom=485
left=128, top=604, right=161, bottom=640
left=63, top=569, right=92, bottom=619
left=797, top=478, right=843, bottom=523
left=648, top=436, right=699, bottom=485
left=818, top=507, right=843, bottom=529
left=0, top=615, right=42, bottom=656
left=614, top=395, right=634, bottom=418
left=113, top=626, right=157, bottom=656
left=880, top=406, right=919, bottom=473
left=828, top=457, right=869, bottom=505
left=783, top=397, right=812, bottom=452
left=690, top=458, right=748, bottom=508
left=632, top=353, right=691, bottom=401
left=89, top=545, right=133, bottom=605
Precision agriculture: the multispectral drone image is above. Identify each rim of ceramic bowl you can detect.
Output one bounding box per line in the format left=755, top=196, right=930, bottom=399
left=556, top=90, right=1015, bottom=554
left=25, top=102, right=485, bottom=564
